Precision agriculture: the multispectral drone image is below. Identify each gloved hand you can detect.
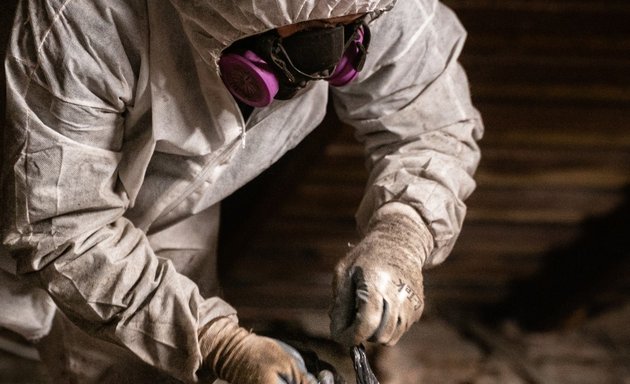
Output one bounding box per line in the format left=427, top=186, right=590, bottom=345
left=330, top=203, right=434, bottom=347
left=199, top=317, right=318, bottom=384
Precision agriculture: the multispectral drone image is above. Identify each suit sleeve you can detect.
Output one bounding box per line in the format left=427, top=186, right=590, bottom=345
left=1, top=1, right=234, bottom=382
left=332, top=0, right=484, bottom=267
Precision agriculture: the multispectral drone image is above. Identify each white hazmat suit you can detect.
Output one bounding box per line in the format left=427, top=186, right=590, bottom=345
left=1, top=0, right=483, bottom=382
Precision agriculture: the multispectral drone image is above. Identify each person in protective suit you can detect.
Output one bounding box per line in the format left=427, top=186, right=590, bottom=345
left=0, top=0, right=483, bottom=382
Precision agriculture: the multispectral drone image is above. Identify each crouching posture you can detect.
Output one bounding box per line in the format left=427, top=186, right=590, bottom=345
left=0, top=0, right=482, bottom=382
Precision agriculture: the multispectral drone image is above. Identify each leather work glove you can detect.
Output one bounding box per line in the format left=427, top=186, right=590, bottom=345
left=199, top=317, right=318, bottom=384
left=330, top=203, right=434, bottom=347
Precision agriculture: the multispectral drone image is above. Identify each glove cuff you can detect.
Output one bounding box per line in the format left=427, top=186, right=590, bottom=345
left=198, top=316, right=248, bottom=380
left=369, top=202, right=434, bottom=267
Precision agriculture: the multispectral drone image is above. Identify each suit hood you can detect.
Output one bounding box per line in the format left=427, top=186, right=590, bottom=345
left=169, top=0, right=397, bottom=68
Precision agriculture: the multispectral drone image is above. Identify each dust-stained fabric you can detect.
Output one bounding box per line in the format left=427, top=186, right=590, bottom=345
left=332, top=0, right=483, bottom=266
left=1, top=0, right=482, bottom=382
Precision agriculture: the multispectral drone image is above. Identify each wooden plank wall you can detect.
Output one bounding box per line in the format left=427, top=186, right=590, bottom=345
left=220, top=0, right=630, bottom=328
left=436, top=0, right=630, bottom=325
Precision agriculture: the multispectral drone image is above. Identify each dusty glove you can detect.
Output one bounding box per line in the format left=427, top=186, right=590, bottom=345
left=199, top=317, right=318, bottom=384
left=330, top=203, right=434, bottom=347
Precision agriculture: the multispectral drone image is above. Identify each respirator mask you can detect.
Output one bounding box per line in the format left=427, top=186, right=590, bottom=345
left=219, top=16, right=371, bottom=107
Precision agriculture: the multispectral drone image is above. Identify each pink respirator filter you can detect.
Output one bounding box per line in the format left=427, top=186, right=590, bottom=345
left=328, top=26, right=365, bottom=86
left=219, top=50, right=280, bottom=108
